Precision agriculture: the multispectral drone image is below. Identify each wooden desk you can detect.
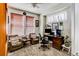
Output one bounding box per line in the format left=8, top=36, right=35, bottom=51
left=52, top=36, right=64, bottom=50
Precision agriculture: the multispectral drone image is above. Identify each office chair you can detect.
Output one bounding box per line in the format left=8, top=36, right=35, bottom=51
left=39, top=34, right=49, bottom=51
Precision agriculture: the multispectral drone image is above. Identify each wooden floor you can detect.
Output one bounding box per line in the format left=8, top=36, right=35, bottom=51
left=8, top=44, right=70, bottom=56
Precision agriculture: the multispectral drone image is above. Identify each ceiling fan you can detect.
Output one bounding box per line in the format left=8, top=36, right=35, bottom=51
left=32, top=3, right=40, bottom=8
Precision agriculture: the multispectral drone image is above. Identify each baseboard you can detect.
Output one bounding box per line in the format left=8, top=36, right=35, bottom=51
left=76, top=51, right=79, bottom=56
left=71, top=51, right=79, bottom=56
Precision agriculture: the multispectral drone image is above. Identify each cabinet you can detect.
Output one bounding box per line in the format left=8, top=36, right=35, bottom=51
left=52, top=37, right=64, bottom=50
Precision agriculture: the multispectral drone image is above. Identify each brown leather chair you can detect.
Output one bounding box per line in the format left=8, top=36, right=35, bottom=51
left=8, top=35, right=23, bottom=52
left=21, top=35, right=31, bottom=46
left=29, top=33, right=39, bottom=45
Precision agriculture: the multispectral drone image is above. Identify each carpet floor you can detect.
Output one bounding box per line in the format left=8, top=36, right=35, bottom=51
left=8, top=44, right=69, bottom=56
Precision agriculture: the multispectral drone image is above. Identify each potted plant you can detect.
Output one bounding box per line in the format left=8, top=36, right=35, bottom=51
left=64, top=35, right=71, bottom=47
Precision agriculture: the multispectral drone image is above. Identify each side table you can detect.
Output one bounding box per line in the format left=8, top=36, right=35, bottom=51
left=62, top=44, right=71, bottom=54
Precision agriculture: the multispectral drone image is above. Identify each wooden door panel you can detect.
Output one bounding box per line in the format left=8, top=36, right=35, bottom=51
left=0, top=3, right=7, bottom=56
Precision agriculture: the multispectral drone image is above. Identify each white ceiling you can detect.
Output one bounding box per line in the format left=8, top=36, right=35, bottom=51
left=8, top=3, right=72, bottom=15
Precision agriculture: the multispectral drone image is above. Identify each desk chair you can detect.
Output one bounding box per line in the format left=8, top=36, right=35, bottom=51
left=39, top=34, right=49, bottom=51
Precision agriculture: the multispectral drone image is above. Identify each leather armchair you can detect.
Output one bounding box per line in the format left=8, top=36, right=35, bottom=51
left=29, top=33, right=39, bottom=45
left=8, top=35, right=23, bottom=52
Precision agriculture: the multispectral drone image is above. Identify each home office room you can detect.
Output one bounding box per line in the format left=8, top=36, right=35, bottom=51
left=6, top=3, right=73, bottom=56
left=0, top=0, right=79, bottom=57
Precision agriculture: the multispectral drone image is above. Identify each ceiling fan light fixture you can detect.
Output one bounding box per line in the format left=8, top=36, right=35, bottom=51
left=32, top=3, right=39, bottom=8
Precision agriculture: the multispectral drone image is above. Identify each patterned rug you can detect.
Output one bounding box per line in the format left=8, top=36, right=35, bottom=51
left=8, top=44, right=69, bottom=56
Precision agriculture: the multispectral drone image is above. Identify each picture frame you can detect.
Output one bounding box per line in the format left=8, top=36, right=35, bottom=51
left=35, top=20, right=39, bottom=27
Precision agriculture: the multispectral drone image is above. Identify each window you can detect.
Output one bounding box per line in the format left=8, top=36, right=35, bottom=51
left=47, top=11, right=67, bottom=24
left=25, top=16, right=35, bottom=35
left=11, top=13, right=23, bottom=35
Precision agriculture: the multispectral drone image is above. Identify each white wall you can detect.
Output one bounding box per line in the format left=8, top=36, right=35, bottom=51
left=63, top=7, right=71, bottom=40
left=70, top=4, right=75, bottom=55
left=39, top=14, right=44, bottom=36
left=74, top=3, right=79, bottom=56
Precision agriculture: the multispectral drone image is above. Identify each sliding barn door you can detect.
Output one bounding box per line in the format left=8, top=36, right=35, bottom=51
left=0, top=3, right=7, bottom=56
